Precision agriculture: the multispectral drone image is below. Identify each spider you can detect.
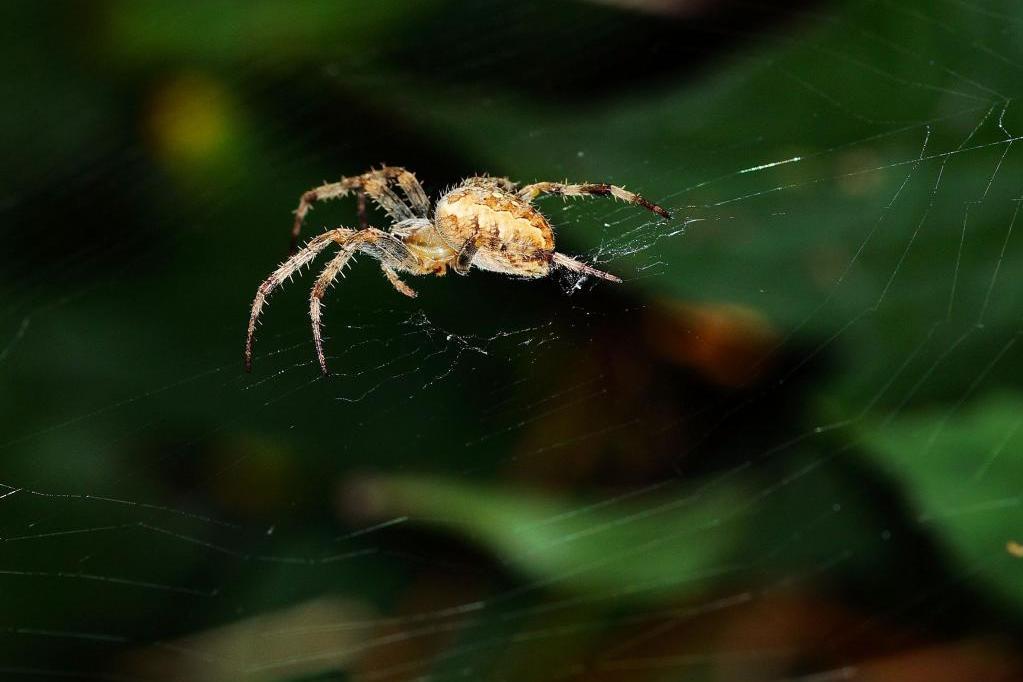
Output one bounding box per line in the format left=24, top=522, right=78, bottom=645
left=245, top=166, right=670, bottom=374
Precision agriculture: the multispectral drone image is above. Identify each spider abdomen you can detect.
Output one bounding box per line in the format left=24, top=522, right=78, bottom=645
left=436, top=187, right=554, bottom=277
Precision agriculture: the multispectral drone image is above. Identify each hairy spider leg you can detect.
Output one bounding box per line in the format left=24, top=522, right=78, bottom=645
left=309, top=251, right=354, bottom=376
left=290, top=166, right=428, bottom=252
left=291, top=175, right=411, bottom=252
left=309, top=228, right=422, bottom=374
left=490, top=176, right=520, bottom=192
left=551, top=252, right=622, bottom=283
left=387, top=166, right=430, bottom=216
left=461, top=175, right=520, bottom=193
left=246, top=228, right=356, bottom=371
left=381, top=264, right=418, bottom=298
left=363, top=166, right=430, bottom=221
left=517, top=181, right=671, bottom=220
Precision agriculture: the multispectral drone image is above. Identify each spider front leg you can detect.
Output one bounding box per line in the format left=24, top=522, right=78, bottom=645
left=309, top=249, right=354, bottom=375
left=490, top=176, right=519, bottom=192
left=245, top=228, right=355, bottom=372
left=518, top=181, right=671, bottom=220
left=381, top=264, right=418, bottom=298
left=308, top=228, right=422, bottom=374
left=463, top=175, right=519, bottom=193
left=290, top=166, right=429, bottom=252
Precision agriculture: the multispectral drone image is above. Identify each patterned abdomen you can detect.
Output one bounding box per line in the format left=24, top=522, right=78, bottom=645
left=436, top=187, right=554, bottom=277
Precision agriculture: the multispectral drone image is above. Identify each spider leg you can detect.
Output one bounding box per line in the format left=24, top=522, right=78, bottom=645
left=357, top=191, right=368, bottom=229
left=518, top=181, right=671, bottom=220
left=291, top=175, right=412, bottom=252
left=309, top=249, right=355, bottom=375
left=489, top=176, right=519, bottom=192
left=551, top=252, right=622, bottom=283
left=463, top=175, right=519, bottom=193
left=290, top=166, right=428, bottom=252
left=245, top=228, right=355, bottom=372
left=453, top=239, right=479, bottom=275
left=381, top=264, right=417, bottom=298
left=452, top=217, right=481, bottom=276
left=357, top=166, right=430, bottom=222
left=308, top=228, right=423, bottom=374
left=381, top=165, right=430, bottom=217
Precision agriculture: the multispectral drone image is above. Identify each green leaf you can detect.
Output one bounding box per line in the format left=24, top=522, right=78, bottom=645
left=859, top=393, right=1023, bottom=608
left=352, top=474, right=750, bottom=604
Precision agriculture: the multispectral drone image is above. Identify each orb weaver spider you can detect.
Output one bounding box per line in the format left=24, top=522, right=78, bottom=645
left=245, top=166, right=670, bottom=374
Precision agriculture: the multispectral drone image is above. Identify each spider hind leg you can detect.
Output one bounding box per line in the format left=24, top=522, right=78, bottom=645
left=551, top=252, right=622, bottom=283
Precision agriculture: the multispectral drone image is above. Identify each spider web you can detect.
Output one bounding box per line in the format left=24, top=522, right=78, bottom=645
left=3, top=0, right=1023, bottom=679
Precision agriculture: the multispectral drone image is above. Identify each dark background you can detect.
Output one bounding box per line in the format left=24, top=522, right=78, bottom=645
left=3, top=1, right=1023, bottom=680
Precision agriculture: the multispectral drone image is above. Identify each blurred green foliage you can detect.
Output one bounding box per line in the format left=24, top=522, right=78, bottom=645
left=352, top=474, right=749, bottom=603
left=862, top=393, right=1023, bottom=611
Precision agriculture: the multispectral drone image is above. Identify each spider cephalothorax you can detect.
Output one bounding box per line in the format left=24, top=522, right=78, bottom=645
left=245, top=166, right=670, bottom=374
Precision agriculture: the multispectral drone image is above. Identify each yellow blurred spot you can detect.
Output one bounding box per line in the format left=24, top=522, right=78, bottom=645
left=1007, top=540, right=1023, bottom=557
left=147, top=73, right=234, bottom=166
